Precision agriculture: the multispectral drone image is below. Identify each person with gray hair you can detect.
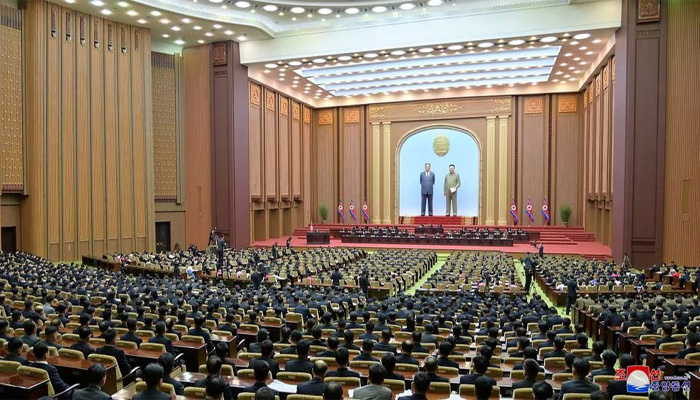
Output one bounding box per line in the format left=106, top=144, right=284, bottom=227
left=297, top=360, right=328, bottom=395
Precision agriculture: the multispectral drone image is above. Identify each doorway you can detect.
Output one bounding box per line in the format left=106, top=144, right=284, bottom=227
left=155, top=222, right=171, bottom=253
left=1, top=227, right=17, bottom=253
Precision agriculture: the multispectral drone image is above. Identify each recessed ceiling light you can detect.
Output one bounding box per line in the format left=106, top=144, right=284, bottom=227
left=372, top=6, right=387, bottom=13
left=579, top=46, right=588, bottom=50
left=160, top=19, right=170, bottom=24
left=193, top=26, right=202, bottom=30
left=150, top=10, right=161, bottom=16
left=237, top=35, right=247, bottom=41
left=508, top=39, right=526, bottom=46
left=317, top=8, right=332, bottom=15
left=137, top=19, right=146, bottom=24
left=540, top=36, right=557, bottom=43
left=573, top=33, right=591, bottom=40
left=363, top=53, right=378, bottom=58
left=418, top=47, right=434, bottom=53
left=126, top=10, right=138, bottom=16
left=345, top=7, right=359, bottom=14
left=117, top=1, right=129, bottom=7
left=585, top=51, right=594, bottom=55
left=561, top=63, right=568, bottom=66
left=592, top=39, right=602, bottom=44
left=390, top=50, right=406, bottom=56
left=101, top=9, right=112, bottom=15
left=182, top=18, right=191, bottom=23
left=288, top=61, right=302, bottom=66
left=175, top=39, right=185, bottom=45
left=65, top=0, right=75, bottom=3
left=399, top=3, right=415, bottom=10
left=225, top=30, right=234, bottom=35
left=162, top=34, right=169, bottom=38
left=90, top=0, right=105, bottom=6
left=338, top=56, right=352, bottom=61
left=564, top=53, right=573, bottom=57
left=313, top=58, right=326, bottom=63
left=262, top=4, right=278, bottom=12
left=477, top=42, right=494, bottom=48
left=209, top=0, right=224, bottom=3
left=205, top=32, right=213, bottom=37
left=171, top=26, right=180, bottom=31
left=447, top=45, right=463, bottom=51
left=198, top=40, right=205, bottom=44
left=264, top=63, right=278, bottom=69
left=570, top=41, right=579, bottom=45
left=290, top=7, right=305, bottom=14
left=573, top=57, right=581, bottom=61
left=235, top=1, right=250, bottom=8
left=427, top=0, right=443, bottom=5
left=213, top=24, right=222, bottom=29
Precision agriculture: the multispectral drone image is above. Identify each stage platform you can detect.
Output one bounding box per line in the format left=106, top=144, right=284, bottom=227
left=251, top=221, right=613, bottom=260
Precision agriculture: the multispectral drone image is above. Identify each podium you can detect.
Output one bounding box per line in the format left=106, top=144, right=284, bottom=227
left=306, top=230, right=330, bottom=245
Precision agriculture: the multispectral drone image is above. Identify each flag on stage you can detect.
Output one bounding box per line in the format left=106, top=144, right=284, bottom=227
left=510, top=198, right=519, bottom=223
left=541, top=198, right=550, bottom=224
left=349, top=200, right=357, bottom=222
left=338, top=201, right=345, bottom=222
left=526, top=197, right=535, bottom=222
left=362, top=200, right=370, bottom=222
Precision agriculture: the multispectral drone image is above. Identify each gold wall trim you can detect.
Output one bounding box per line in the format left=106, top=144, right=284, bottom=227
left=497, top=116, right=509, bottom=225
left=558, top=95, right=578, bottom=113
left=524, top=97, right=543, bottom=114
left=344, top=108, right=360, bottom=123
left=382, top=122, right=391, bottom=224
left=414, top=102, right=461, bottom=116
left=371, top=122, right=381, bottom=224
left=486, top=116, right=496, bottom=225
left=368, top=96, right=512, bottom=123
left=318, top=109, right=333, bottom=125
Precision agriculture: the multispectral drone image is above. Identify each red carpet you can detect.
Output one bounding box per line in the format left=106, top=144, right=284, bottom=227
left=258, top=223, right=612, bottom=260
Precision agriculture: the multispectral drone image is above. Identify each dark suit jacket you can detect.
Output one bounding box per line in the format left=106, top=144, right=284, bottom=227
left=512, top=377, right=538, bottom=390
left=396, top=354, right=419, bottom=365
left=149, top=335, right=175, bottom=354
left=374, top=342, right=397, bottom=354
left=242, top=382, right=278, bottom=395
left=72, top=384, right=112, bottom=400
left=252, top=356, right=280, bottom=378
left=590, top=367, right=616, bottom=378
left=420, top=171, right=436, bottom=195
left=398, top=394, right=428, bottom=400
left=297, top=377, right=325, bottom=395
left=285, top=358, right=313, bottom=374
left=543, top=349, right=567, bottom=359
left=3, top=353, right=29, bottom=365
left=436, top=357, right=460, bottom=369
left=606, top=379, right=629, bottom=397
left=96, top=345, right=131, bottom=376
left=327, top=367, right=360, bottom=378
left=677, top=347, right=700, bottom=359
left=354, top=353, right=379, bottom=362
left=163, top=374, right=184, bottom=395
left=386, top=371, right=406, bottom=382
left=32, top=362, right=70, bottom=398
left=132, top=388, right=171, bottom=400
left=558, top=378, right=599, bottom=400
left=427, top=372, right=449, bottom=383
left=69, top=341, right=95, bottom=359
left=120, top=331, right=143, bottom=346
left=194, top=376, right=233, bottom=400
left=460, top=373, right=496, bottom=385
left=188, top=327, right=214, bottom=352
left=279, top=344, right=297, bottom=354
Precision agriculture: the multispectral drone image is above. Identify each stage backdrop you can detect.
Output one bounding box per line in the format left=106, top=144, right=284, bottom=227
left=398, top=128, right=479, bottom=216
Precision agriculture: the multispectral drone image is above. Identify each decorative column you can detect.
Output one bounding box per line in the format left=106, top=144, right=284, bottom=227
left=382, top=122, right=392, bottom=224
left=497, top=115, right=509, bottom=226
left=485, top=116, right=497, bottom=225
left=371, top=122, right=381, bottom=224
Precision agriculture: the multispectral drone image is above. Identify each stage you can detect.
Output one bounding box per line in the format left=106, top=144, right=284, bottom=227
left=251, top=218, right=613, bottom=260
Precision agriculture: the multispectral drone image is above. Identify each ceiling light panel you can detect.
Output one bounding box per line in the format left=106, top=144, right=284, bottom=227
left=330, top=76, right=548, bottom=96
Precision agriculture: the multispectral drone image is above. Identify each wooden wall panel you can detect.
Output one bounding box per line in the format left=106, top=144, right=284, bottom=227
left=291, top=102, right=301, bottom=200
left=315, top=109, right=336, bottom=222
left=21, top=2, right=154, bottom=260
left=76, top=13, right=91, bottom=257
left=520, top=98, right=546, bottom=224
left=90, top=17, right=105, bottom=256
left=249, top=83, right=262, bottom=200
left=278, top=96, right=290, bottom=200
left=302, top=107, right=312, bottom=224
left=0, top=6, right=23, bottom=193
left=151, top=53, right=177, bottom=201
left=663, top=0, right=700, bottom=264
left=263, top=89, right=277, bottom=200
left=554, top=97, right=581, bottom=226
left=183, top=45, right=212, bottom=249
left=341, top=107, right=363, bottom=216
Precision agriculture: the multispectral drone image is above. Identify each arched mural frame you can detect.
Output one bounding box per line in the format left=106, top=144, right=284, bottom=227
left=394, top=124, right=484, bottom=223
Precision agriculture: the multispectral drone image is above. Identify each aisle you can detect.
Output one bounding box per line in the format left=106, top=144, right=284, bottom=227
left=404, top=252, right=449, bottom=295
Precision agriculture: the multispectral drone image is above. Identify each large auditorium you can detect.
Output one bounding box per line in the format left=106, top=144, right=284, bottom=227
left=0, top=0, right=698, bottom=399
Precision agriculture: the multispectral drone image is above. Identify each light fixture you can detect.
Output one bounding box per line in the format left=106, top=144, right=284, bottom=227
left=564, top=53, right=573, bottom=57
left=90, top=0, right=105, bottom=6
left=101, top=9, right=112, bottom=15
left=573, top=33, right=591, bottom=40
left=182, top=18, right=191, bottom=23
left=263, top=4, right=278, bottom=12
left=160, top=19, right=170, bottom=24
left=372, top=6, right=387, bottom=13
left=162, top=34, right=169, bottom=38
left=592, top=39, right=602, bottom=44
left=193, top=26, right=202, bottom=30
left=209, top=0, right=224, bottom=3
left=570, top=41, right=579, bottom=45
left=447, top=45, right=464, bottom=51
left=540, top=36, right=558, bottom=43
left=363, top=53, right=378, bottom=59
left=585, top=51, right=594, bottom=55
left=338, top=56, right=352, bottom=61
left=313, top=58, right=326, bottom=63
left=117, top=1, right=129, bottom=7
left=579, top=46, right=588, bottom=50
left=317, top=8, right=332, bottom=15
left=198, top=39, right=205, bottom=44
left=345, top=7, right=359, bottom=14
left=418, top=47, right=434, bottom=53
left=213, top=24, right=222, bottom=29
left=390, top=50, right=406, bottom=56
left=290, top=7, right=305, bottom=14
left=205, top=32, right=214, bottom=37
left=225, top=30, right=234, bottom=35
left=477, top=42, right=494, bottom=48
left=127, top=10, right=138, bottom=16
left=428, top=0, right=443, bottom=5
left=399, top=3, right=415, bottom=10
left=65, top=0, right=75, bottom=3
left=235, top=1, right=250, bottom=8
left=150, top=10, right=161, bottom=16
left=137, top=19, right=147, bottom=24
left=264, top=63, right=278, bottom=69
left=237, top=35, right=247, bottom=41
left=289, top=61, right=302, bottom=66
left=175, top=39, right=185, bottom=45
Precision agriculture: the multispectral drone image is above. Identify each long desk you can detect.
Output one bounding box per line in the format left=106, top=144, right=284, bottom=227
left=341, top=234, right=514, bottom=247
left=664, top=358, right=700, bottom=377
left=0, top=371, right=49, bottom=400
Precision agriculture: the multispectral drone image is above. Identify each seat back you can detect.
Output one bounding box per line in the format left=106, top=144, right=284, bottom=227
left=140, top=343, right=166, bottom=353
left=659, top=341, right=684, bottom=351
left=134, top=382, right=175, bottom=396
left=58, top=348, right=85, bottom=359
left=0, top=360, right=21, bottom=374
left=17, top=366, right=53, bottom=396
left=324, top=377, right=361, bottom=387
left=382, top=379, right=405, bottom=392
left=277, top=372, right=312, bottom=382
left=459, top=384, right=500, bottom=398
left=180, top=335, right=205, bottom=344
left=513, top=388, right=534, bottom=399
left=183, top=387, right=207, bottom=399
left=593, top=375, right=616, bottom=384
left=429, top=381, right=451, bottom=393
left=116, top=340, right=138, bottom=349
left=562, top=394, right=592, bottom=400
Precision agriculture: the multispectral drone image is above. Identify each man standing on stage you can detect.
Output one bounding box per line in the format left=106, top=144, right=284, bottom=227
left=444, top=164, right=461, bottom=216
left=216, top=233, right=225, bottom=269
left=565, top=275, right=578, bottom=314
left=419, top=163, right=436, bottom=216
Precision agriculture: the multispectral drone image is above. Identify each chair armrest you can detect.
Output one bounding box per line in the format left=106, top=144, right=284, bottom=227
left=52, top=383, right=80, bottom=399
left=236, top=338, right=247, bottom=350
left=117, top=366, right=141, bottom=382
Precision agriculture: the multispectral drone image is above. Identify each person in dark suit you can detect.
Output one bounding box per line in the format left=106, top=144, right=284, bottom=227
left=324, top=382, right=343, bottom=400
left=149, top=322, right=175, bottom=354
left=512, top=359, right=540, bottom=390
left=297, top=360, right=327, bottom=395
left=72, top=363, right=112, bottom=400
left=133, top=363, right=171, bottom=400
left=411, top=330, right=430, bottom=354
left=327, top=347, right=360, bottom=378
left=677, top=332, right=700, bottom=359
left=538, top=242, right=544, bottom=257
left=558, top=358, right=600, bottom=400
left=158, top=352, right=184, bottom=395
left=188, top=316, right=214, bottom=352
left=543, top=337, right=567, bottom=359
left=656, top=324, right=676, bottom=349
left=43, top=325, right=63, bottom=350
left=420, top=324, right=439, bottom=344
left=396, top=340, right=420, bottom=365
left=590, top=350, right=618, bottom=378
left=565, top=276, right=578, bottom=314
left=280, top=330, right=302, bottom=354
left=96, top=329, right=132, bottom=377
left=330, top=269, right=342, bottom=288
left=382, top=352, right=406, bottom=383
left=251, top=340, right=280, bottom=379
left=424, top=356, right=449, bottom=383
left=205, top=376, right=228, bottom=400
left=354, top=339, right=379, bottom=362
left=242, top=360, right=278, bottom=395
left=359, top=271, right=369, bottom=295
left=4, top=338, right=29, bottom=365
left=533, top=381, right=555, bottom=400
left=194, top=356, right=234, bottom=400
left=513, top=347, right=545, bottom=373
left=420, top=163, right=436, bottom=216
left=31, top=342, right=72, bottom=399
left=69, top=326, right=95, bottom=359
left=317, top=335, right=339, bottom=358
left=436, top=341, right=459, bottom=369
left=604, top=306, right=624, bottom=327
left=398, top=371, right=430, bottom=400
left=460, top=355, right=496, bottom=385
left=359, top=322, right=379, bottom=341
left=285, top=340, right=314, bottom=374
left=120, top=318, right=143, bottom=346
left=374, top=329, right=397, bottom=354
left=19, top=320, right=40, bottom=348
left=606, top=354, right=635, bottom=398
left=475, top=375, right=494, bottom=400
